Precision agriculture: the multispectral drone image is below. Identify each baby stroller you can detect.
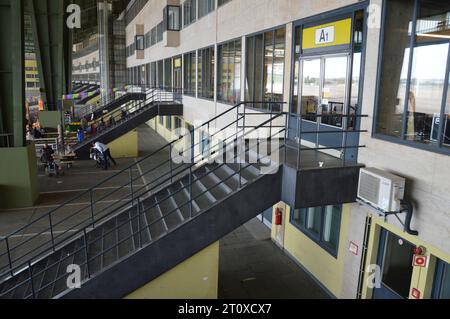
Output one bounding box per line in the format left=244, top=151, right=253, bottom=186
left=90, top=148, right=110, bottom=169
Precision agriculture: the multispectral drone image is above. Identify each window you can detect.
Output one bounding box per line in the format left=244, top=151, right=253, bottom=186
left=246, top=27, right=285, bottom=110
left=166, top=6, right=181, bottom=31
left=184, top=51, right=196, bottom=95
left=376, top=0, right=450, bottom=153
left=157, top=21, right=165, bottom=43
left=164, top=58, right=172, bottom=89
left=290, top=205, right=342, bottom=256
left=198, top=0, right=215, bottom=19
left=433, top=260, right=450, bottom=299
left=198, top=46, right=215, bottom=99
left=167, top=116, right=173, bottom=130
left=159, top=116, right=164, bottom=125
left=218, top=0, right=231, bottom=7
left=157, top=60, right=164, bottom=88
left=175, top=117, right=182, bottom=130
left=183, top=0, right=196, bottom=27
left=217, top=39, right=241, bottom=104
left=135, top=35, right=144, bottom=50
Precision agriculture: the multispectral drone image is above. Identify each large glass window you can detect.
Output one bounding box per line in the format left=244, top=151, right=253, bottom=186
left=183, top=0, right=196, bottom=27
left=198, top=46, right=215, bottom=99
left=184, top=51, right=196, bottom=96
left=158, top=60, right=164, bottom=89
left=246, top=28, right=285, bottom=110
left=217, top=39, right=242, bottom=104
left=135, top=35, right=144, bottom=50
left=290, top=205, right=342, bottom=256
left=198, top=0, right=215, bottom=19
left=376, top=0, right=450, bottom=153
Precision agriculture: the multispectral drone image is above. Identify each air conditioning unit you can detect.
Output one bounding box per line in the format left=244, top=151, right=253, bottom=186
left=357, top=168, right=405, bottom=213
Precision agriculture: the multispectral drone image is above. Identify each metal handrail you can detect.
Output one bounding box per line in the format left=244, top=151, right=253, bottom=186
left=1, top=117, right=286, bottom=299
left=0, top=100, right=282, bottom=280
left=0, top=100, right=367, bottom=287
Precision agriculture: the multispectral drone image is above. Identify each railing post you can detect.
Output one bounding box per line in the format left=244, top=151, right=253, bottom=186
left=189, top=166, right=193, bottom=219
left=28, top=261, right=36, bottom=299
left=83, top=228, right=91, bottom=279
left=49, top=213, right=56, bottom=252
left=130, top=167, right=134, bottom=205
left=137, top=198, right=142, bottom=249
left=169, top=144, right=173, bottom=183
left=90, top=190, right=95, bottom=227
left=5, top=238, right=14, bottom=276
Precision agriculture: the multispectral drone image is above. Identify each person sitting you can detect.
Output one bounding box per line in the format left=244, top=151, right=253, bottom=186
left=40, top=144, right=55, bottom=164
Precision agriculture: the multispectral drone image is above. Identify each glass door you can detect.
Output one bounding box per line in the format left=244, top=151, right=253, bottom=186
left=373, top=229, right=415, bottom=299
left=297, top=54, right=350, bottom=150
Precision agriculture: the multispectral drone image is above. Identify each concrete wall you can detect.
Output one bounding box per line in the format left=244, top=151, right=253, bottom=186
left=0, top=144, right=38, bottom=209
left=125, top=241, right=219, bottom=299
left=107, top=129, right=139, bottom=158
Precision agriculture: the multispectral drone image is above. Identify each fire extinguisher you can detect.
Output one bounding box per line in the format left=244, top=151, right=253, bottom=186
left=275, top=208, right=282, bottom=226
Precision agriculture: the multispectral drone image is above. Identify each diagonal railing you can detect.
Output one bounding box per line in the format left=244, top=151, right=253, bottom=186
left=0, top=100, right=282, bottom=282
left=0, top=102, right=287, bottom=299
left=0, top=99, right=367, bottom=294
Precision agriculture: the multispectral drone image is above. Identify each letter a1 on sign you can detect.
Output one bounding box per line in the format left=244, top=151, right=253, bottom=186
left=315, top=26, right=335, bottom=45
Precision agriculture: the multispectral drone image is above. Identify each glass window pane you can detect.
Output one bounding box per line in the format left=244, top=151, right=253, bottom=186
left=381, top=232, right=414, bottom=299
left=306, top=207, right=321, bottom=235
left=322, top=205, right=341, bottom=251
left=405, top=0, right=450, bottom=145
left=291, top=208, right=306, bottom=228
left=301, top=58, right=321, bottom=122
left=234, top=40, right=241, bottom=103
left=376, top=0, right=415, bottom=138
left=264, top=31, right=274, bottom=109
left=321, top=56, right=348, bottom=127
left=245, top=37, right=255, bottom=101
left=273, top=28, right=285, bottom=109
left=254, top=34, right=264, bottom=104
left=292, top=27, right=301, bottom=114
left=438, top=262, right=450, bottom=299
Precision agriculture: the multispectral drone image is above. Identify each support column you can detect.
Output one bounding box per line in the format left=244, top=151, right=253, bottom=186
left=0, top=0, right=39, bottom=208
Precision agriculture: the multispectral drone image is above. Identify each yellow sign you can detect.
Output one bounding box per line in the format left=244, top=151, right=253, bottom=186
left=302, top=18, right=352, bottom=50
left=174, top=58, right=182, bottom=68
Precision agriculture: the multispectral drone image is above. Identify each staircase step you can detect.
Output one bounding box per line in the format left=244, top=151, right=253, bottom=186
left=87, top=227, right=104, bottom=276
left=168, top=181, right=200, bottom=219
left=193, top=168, right=227, bottom=201
left=102, top=218, right=119, bottom=270
left=216, top=163, right=248, bottom=189
left=142, top=197, right=168, bottom=241
left=155, top=191, right=183, bottom=231
left=117, top=212, right=135, bottom=259
left=180, top=177, right=214, bottom=210
left=204, top=166, right=234, bottom=193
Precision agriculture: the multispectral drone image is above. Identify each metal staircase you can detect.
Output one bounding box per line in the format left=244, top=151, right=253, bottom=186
left=0, top=101, right=365, bottom=299
left=72, top=88, right=183, bottom=159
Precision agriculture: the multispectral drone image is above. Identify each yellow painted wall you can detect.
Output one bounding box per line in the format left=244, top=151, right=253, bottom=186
left=125, top=242, right=219, bottom=299
left=107, top=130, right=138, bottom=159
left=362, top=215, right=450, bottom=299
left=278, top=203, right=351, bottom=298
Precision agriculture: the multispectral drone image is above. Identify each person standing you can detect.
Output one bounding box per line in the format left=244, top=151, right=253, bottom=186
left=92, top=141, right=117, bottom=170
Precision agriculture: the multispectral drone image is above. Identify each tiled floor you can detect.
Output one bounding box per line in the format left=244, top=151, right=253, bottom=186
left=219, top=218, right=329, bottom=299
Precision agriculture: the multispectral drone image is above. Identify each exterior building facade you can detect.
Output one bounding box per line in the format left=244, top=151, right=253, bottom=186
left=120, top=0, right=449, bottom=299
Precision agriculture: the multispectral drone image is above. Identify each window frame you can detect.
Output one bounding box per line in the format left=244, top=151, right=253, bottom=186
left=432, top=259, right=450, bottom=299
left=289, top=205, right=342, bottom=258
left=165, top=5, right=181, bottom=31
left=373, top=0, right=450, bottom=156
left=217, top=37, right=242, bottom=105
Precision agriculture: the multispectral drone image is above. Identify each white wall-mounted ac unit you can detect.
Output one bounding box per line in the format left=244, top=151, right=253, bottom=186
left=357, top=168, right=405, bottom=213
